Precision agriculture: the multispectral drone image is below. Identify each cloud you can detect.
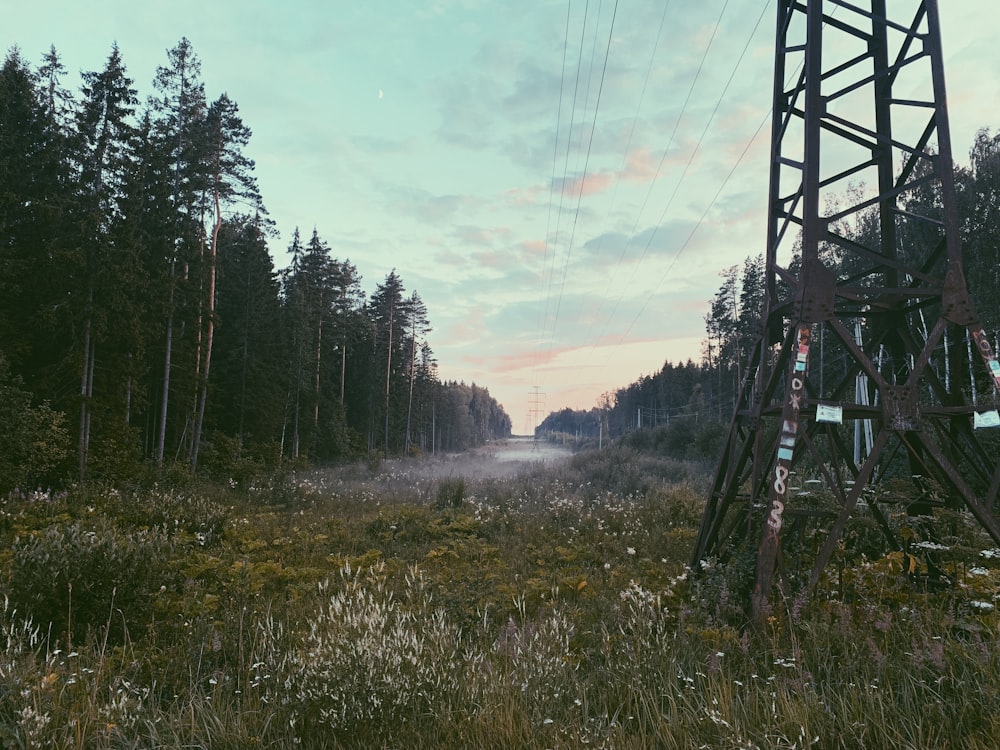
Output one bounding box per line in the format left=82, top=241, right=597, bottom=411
left=388, top=188, right=476, bottom=224
left=504, top=183, right=545, bottom=207
left=621, top=146, right=661, bottom=182
left=442, top=308, right=487, bottom=346
left=451, top=224, right=513, bottom=248
left=520, top=239, right=547, bottom=259
left=462, top=342, right=572, bottom=374
left=553, top=171, right=614, bottom=198
left=471, top=249, right=516, bottom=270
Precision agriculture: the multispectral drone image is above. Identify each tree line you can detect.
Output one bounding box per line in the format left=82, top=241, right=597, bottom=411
left=540, top=126, right=1000, bottom=459
left=0, top=40, right=510, bottom=491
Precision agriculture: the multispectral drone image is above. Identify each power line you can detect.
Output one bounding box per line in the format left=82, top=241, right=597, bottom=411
left=586, top=0, right=736, bottom=348
left=535, top=0, right=574, bottom=386
left=580, top=0, right=674, bottom=311
left=541, top=0, right=592, bottom=354
left=549, top=0, right=620, bottom=348
left=532, top=3, right=775, bottom=414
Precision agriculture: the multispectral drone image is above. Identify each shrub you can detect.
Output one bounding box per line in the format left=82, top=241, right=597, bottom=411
left=0, top=597, right=43, bottom=738
left=435, top=476, right=466, bottom=508
left=7, top=517, right=174, bottom=646
left=274, top=563, right=467, bottom=738
left=130, top=487, right=229, bottom=542
left=0, top=354, right=71, bottom=494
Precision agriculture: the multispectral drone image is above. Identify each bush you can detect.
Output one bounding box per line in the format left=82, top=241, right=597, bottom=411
left=434, top=476, right=466, bottom=508
left=7, top=517, right=174, bottom=646
left=129, top=487, right=230, bottom=542
left=275, top=564, right=467, bottom=737
left=0, top=354, right=71, bottom=494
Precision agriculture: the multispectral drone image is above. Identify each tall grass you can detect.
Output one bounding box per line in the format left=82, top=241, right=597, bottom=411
left=1, top=453, right=999, bottom=748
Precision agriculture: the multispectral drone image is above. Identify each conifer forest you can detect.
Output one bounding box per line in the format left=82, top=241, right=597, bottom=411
left=0, top=40, right=511, bottom=491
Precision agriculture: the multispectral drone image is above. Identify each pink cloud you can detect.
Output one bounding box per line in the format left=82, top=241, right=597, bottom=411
left=622, top=146, right=660, bottom=182
left=463, top=342, right=588, bottom=375
left=505, top=183, right=544, bottom=206
left=559, top=172, right=614, bottom=198
left=472, top=249, right=512, bottom=269
left=463, top=350, right=538, bottom=373
left=549, top=146, right=675, bottom=201
left=445, top=310, right=486, bottom=345
left=520, top=239, right=547, bottom=259
left=454, top=224, right=514, bottom=248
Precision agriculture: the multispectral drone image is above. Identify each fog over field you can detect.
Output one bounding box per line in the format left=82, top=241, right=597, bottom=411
left=385, top=436, right=575, bottom=481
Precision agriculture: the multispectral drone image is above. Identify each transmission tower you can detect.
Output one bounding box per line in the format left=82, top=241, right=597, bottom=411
left=691, top=0, right=1000, bottom=620
left=529, top=386, right=545, bottom=444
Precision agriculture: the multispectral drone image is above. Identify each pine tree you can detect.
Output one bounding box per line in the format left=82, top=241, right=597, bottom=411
left=115, top=110, right=176, bottom=459
left=368, top=271, right=407, bottom=455
left=705, top=265, right=739, bottom=418
left=190, top=93, right=261, bottom=471
left=0, top=49, right=73, bottom=391
left=71, top=43, right=138, bottom=480
left=403, top=292, right=430, bottom=453
left=281, top=228, right=308, bottom=458
left=37, top=45, right=73, bottom=130
left=963, top=129, right=1000, bottom=346
left=150, top=37, right=207, bottom=467
left=211, top=214, right=284, bottom=451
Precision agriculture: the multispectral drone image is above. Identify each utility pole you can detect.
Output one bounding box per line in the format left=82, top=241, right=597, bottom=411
left=691, top=0, right=1000, bottom=622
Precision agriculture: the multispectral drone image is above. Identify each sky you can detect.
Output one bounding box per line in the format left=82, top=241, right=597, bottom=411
left=6, top=2, right=1000, bottom=433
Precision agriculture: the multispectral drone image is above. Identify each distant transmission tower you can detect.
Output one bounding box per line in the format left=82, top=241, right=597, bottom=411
left=691, top=0, right=1000, bottom=621
left=529, top=386, right=545, bottom=445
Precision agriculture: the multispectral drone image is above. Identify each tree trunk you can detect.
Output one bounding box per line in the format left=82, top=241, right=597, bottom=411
left=405, top=329, right=416, bottom=454
left=313, top=312, right=323, bottom=449
left=384, top=299, right=394, bottom=456
left=340, top=336, right=346, bottom=405
left=155, top=260, right=177, bottom=468
left=239, top=306, right=249, bottom=441
left=77, top=299, right=93, bottom=483
left=191, top=188, right=221, bottom=472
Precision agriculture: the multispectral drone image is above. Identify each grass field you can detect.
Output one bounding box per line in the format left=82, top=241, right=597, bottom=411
left=2, top=443, right=999, bottom=748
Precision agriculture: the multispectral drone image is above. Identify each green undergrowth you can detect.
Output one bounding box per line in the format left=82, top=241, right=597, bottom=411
left=1, top=448, right=999, bottom=748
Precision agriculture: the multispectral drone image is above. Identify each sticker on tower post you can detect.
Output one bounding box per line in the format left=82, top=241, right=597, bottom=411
left=974, top=410, right=1000, bottom=429
left=816, top=403, right=843, bottom=424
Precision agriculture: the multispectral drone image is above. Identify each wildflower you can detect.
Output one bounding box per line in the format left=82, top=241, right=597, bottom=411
left=626, top=547, right=636, bottom=556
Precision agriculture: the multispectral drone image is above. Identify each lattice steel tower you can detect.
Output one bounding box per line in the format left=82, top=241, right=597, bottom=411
left=691, top=0, right=1000, bottom=619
